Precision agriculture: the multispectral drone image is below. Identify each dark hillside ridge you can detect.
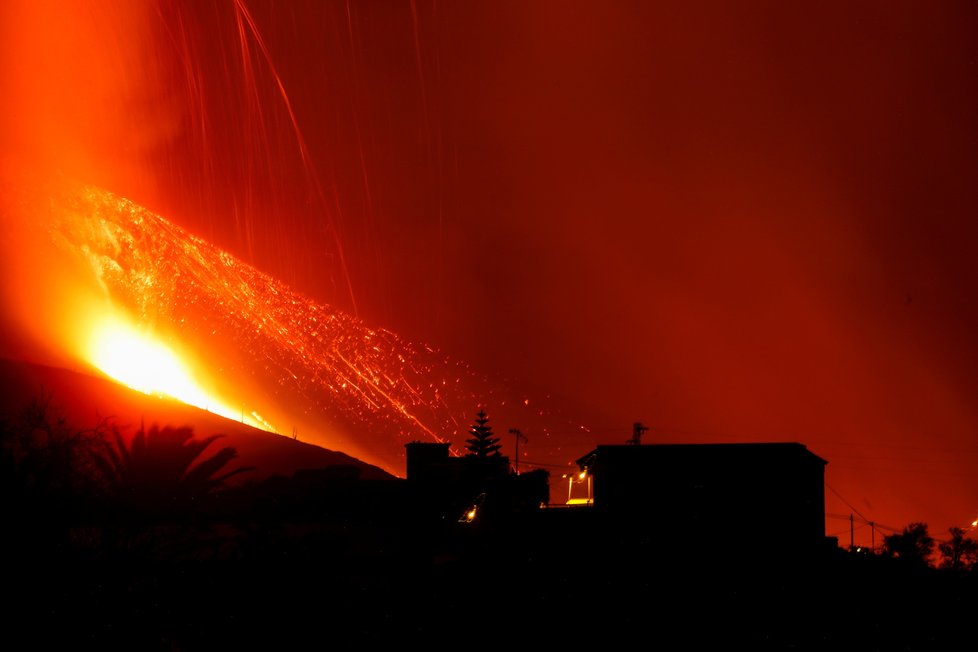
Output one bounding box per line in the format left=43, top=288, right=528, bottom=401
left=0, top=356, right=397, bottom=482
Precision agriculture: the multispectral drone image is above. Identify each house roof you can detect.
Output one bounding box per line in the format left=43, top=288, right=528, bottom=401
left=575, top=442, right=828, bottom=471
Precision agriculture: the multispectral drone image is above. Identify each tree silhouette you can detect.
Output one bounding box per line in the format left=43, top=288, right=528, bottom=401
left=464, top=409, right=501, bottom=459
left=882, top=522, right=935, bottom=567
left=92, top=424, right=254, bottom=516
left=938, top=527, right=978, bottom=571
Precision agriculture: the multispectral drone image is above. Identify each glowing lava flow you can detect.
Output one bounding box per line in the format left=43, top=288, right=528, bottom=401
left=87, top=318, right=274, bottom=432
left=1, top=167, right=546, bottom=475
left=0, top=0, right=582, bottom=481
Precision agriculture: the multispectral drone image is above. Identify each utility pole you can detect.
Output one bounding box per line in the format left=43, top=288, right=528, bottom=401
left=870, top=522, right=875, bottom=553
left=850, top=513, right=854, bottom=551
left=628, top=422, right=649, bottom=445
left=509, top=429, right=527, bottom=474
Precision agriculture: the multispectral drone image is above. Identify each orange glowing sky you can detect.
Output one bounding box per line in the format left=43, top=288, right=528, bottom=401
left=2, top=0, right=978, bottom=546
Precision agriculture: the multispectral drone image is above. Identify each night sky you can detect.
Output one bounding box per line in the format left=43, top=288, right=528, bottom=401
left=3, top=0, right=978, bottom=545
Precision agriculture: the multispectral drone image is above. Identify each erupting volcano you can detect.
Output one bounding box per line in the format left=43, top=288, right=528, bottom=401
left=4, top=0, right=978, bottom=541
left=0, top=164, right=568, bottom=476
left=0, top=0, right=578, bottom=478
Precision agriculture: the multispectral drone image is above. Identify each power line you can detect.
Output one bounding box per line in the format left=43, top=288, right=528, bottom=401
left=825, top=481, right=874, bottom=526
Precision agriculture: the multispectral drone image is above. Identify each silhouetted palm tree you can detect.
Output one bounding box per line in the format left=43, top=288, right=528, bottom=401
left=93, top=424, right=254, bottom=516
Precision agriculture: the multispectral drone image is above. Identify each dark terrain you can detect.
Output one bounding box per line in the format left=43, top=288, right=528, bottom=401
left=2, top=357, right=975, bottom=650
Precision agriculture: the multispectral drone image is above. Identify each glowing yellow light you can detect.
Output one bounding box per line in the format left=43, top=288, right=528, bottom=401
left=87, top=317, right=276, bottom=433
left=578, top=470, right=587, bottom=480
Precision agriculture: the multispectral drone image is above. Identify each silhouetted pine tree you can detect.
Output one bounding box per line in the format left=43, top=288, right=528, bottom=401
left=465, top=410, right=501, bottom=458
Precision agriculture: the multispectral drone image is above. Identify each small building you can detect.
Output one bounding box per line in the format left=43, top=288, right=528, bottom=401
left=404, top=441, right=548, bottom=523
left=405, top=441, right=458, bottom=485
left=575, top=442, right=829, bottom=555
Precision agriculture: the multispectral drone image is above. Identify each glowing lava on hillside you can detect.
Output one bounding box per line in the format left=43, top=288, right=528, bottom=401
left=0, top=0, right=589, bottom=480
left=0, top=166, right=565, bottom=476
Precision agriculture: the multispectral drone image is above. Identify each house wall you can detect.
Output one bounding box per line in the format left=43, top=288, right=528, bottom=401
left=588, top=443, right=827, bottom=552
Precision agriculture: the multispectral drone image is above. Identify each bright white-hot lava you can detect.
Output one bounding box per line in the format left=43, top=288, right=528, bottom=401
left=87, top=316, right=275, bottom=432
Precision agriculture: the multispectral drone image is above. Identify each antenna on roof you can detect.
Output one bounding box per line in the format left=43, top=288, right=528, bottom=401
left=628, top=421, right=649, bottom=445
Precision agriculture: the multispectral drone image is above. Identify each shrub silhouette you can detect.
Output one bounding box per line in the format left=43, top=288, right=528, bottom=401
left=881, top=521, right=935, bottom=567
left=0, top=390, right=111, bottom=519
left=938, top=526, right=978, bottom=571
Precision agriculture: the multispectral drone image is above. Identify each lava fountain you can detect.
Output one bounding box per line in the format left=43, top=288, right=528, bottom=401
left=0, top=164, right=506, bottom=475
left=0, top=1, right=583, bottom=477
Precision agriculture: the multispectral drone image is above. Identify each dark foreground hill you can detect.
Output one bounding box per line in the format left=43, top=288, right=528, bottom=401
left=2, top=358, right=976, bottom=650
left=0, top=356, right=398, bottom=482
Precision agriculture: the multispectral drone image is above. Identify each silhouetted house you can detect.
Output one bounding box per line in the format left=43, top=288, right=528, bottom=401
left=405, top=442, right=459, bottom=486
left=575, top=442, right=829, bottom=556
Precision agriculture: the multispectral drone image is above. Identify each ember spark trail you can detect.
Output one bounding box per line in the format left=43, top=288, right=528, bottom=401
left=4, top=169, right=519, bottom=474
